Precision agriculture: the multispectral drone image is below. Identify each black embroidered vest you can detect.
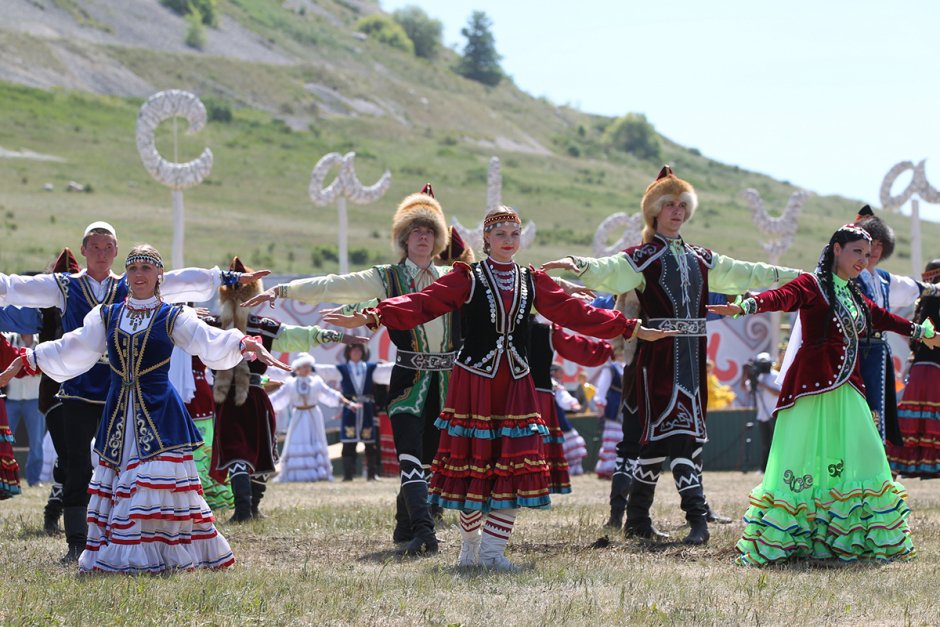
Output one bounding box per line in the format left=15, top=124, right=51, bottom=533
left=456, top=262, right=534, bottom=380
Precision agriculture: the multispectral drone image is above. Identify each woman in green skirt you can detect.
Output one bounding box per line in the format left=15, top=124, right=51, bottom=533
left=709, top=224, right=940, bottom=565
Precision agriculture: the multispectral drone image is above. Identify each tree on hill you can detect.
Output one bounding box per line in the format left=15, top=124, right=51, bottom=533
left=455, top=11, right=503, bottom=87
left=604, top=113, right=662, bottom=161
left=161, top=0, right=218, bottom=27
left=356, top=14, right=415, bottom=54
left=392, top=6, right=443, bottom=60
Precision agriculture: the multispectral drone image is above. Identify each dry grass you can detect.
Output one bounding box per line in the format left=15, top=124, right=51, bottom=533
left=2, top=472, right=939, bottom=625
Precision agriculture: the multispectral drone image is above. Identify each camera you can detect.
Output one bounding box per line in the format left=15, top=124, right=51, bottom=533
left=743, top=352, right=773, bottom=390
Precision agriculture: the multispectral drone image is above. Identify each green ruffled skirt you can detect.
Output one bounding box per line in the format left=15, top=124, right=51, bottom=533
left=737, top=384, right=914, bottom=565
left=193, top=417, right=234, bottom=510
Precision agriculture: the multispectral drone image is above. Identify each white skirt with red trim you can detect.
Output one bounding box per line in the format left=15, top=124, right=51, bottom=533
left=79, top=413, right=235, bottom=574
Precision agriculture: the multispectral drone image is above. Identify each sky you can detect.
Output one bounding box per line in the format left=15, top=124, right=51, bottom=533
left=381, top=0, right=940, bottom=221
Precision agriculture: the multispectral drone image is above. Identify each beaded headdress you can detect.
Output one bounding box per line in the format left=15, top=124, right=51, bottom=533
left=125, top=253, right=164, bottom=269
left=836, top=223, right=872, bottom=242
left=483, top=210, right=521, bottom=231
left=923, top=267, right=940, bottom=282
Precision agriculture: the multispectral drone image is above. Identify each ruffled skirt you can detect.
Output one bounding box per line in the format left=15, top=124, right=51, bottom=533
left=428, top=363, right=550, bottom=512
left=80, top=420, right=234, bottom=574
left=536, top=391, right=571, bottom=494
left=737, top=384, right=914, bottom=566
left=887, top=363, right=940, bottom=478
left=276, top=407, right=333, bottom=482
left=0, top=402, right=20, bottom=500
left=563, top=429, right=588, bottom=476
left=594, top=418, right=622, bottom=479
left=192, top=417, right=233, bottom=509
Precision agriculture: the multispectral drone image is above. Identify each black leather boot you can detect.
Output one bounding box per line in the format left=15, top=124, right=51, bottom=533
left=683, top=516, right=710, bottom=545
left=250, top=478, right=267, bottom=519
left=392, top=490, right=413, bottom=543
left=366, top=444, right=380, bottom=481
left=227, top=473, right=253, bottom=523
left=396, top=481, right=439, bottom=557
left=61, top=506, right=87, bottom=563
left=624, top=479, right=669, bottom=540
left=44, top=484, right=64, bottom=536
left=342, top=455, right=356, bottom=482
left=606, top=464, right=632, bottom=529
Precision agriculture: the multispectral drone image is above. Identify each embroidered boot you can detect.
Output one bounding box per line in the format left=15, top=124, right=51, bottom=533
left=227, top=472, right=253, bottom=523
left=44, top=483, right=64, bottom=535
left=392, top=490, right=413, bottom=543
left=606, top=457, right=633, bottom=529
left=457, top=511, right=483, bottom=567
left=479, top=510, right=520, bottom=572
left=250, top=477, right=267, bottom=519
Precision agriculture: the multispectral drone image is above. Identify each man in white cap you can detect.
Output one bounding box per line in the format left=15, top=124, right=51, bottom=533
left=0, top=221, right=268, bottom=562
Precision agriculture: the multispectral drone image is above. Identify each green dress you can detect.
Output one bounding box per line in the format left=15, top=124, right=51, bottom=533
left=737, top=274, right=915, bottom=565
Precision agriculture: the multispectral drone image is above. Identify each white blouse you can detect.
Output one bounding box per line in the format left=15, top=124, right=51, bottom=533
left=30, top=298, right=247, bottom=383
left=268, top=375, right=344, bottom=415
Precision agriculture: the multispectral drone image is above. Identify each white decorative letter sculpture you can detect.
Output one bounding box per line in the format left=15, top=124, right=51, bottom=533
left=309, top=152, right=391, bottom=274
left=136, top=89, right=214, bottom=268
left=879, top=160, right=940, bottom=276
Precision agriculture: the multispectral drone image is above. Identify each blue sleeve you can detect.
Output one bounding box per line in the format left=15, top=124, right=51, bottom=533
left=590, top=294, right=615, bottom=310
left=0, top=305, right=42, bottom=333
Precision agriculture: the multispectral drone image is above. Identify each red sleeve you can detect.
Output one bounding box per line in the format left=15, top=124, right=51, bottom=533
left=370, top=265, right=472, bottom=331
left=753, top=273, right=819, bottom=314
left=551, top=324, right=613, bottom=367
left=532, top=270, right=637, bottom=339
left=0, top=335, right=28, bottom=374
left=866, top=296, right=918, bottom=337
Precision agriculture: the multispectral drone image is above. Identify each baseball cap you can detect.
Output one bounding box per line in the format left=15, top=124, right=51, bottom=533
left=83, top=221, right=117, bottom=238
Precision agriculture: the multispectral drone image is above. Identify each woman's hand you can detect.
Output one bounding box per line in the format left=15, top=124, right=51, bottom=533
left=241, top=287, right=279, bottom=308
left=554, top=277, right=595, bottom=299
left=321, top=310, right=369, bottom=329
left=341, top=334, right=370, bottom=346
left=239, top=270, right=271, bottom=285
left=0, top=357, right=25, bottom=387
left=241, top=338, right=291, bottom=371
left=634, top=326, right=680, bottom=342
left=924, top=333, right=940, bottom=350
left=706, top=303, right=744, bottom=318
left=345, top=400, right=362, bottom=411
left=541, top=257, right=579, bottom=273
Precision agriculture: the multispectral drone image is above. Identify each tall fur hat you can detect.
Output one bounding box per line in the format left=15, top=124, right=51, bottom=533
left=640, top=166, right=698, bottom=243
left=391, top=183, right=448, bottom=260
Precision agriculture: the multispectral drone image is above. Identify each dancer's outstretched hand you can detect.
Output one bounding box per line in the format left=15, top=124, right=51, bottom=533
left=706, top=303, right=744, bottom=318
left=554, top=277, right=595, bottom=299
left=341, top=334, right=370, bottom=346
left=322, top=310, right=369, bottom=329
left=241, top=337, right=291, bottom=371
left=635, top=327, right=680, bottom=342
left=239, top=270, right=271, bottom=285
left=541, top=258, right=579, bottom=273
left=241, top=287, right=279, bottom=308
left=0, top=357, right=24, bottom=387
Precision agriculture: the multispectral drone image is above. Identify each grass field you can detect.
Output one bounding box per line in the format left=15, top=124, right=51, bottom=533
left=1, top=472, right=939, bottom=625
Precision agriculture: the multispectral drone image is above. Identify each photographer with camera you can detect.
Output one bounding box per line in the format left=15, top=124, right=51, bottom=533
left=743, top=352, right=781, bottom=472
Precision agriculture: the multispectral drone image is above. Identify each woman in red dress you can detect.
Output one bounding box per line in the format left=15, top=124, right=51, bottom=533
left=325, top=206, right=673, bottom=570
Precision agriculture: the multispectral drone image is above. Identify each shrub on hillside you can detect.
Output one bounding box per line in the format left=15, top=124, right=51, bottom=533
left=161, top=0, right=218, bottom=27
left=455, top=11, right=503, bottom=87
left=604, top=113, right=661, bottom=161
left=185, top=10, right=207, bottom=50
left=203, top=97, right=233, bottom=123
left=355, top=15, right=415, bottom=54
left=392, top=6, right=443, bottom=60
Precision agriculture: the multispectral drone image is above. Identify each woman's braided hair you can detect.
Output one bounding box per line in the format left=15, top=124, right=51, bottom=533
left=815, top=225, right=873, bottom=341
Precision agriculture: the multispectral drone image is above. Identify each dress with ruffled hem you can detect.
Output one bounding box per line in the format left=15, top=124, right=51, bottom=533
left=0, top=415, right=21, bottom=500
left=535, top=391, right=571, bottom=495
left=276, top=407, right=333, bottom=482
left=428, top=362, right=551, bottom=512
left=594, top=418, right=621, bottom=479
left=192, top=417, right=234, bottom=509
left=737, top=384, right=914, bottom=566
left=887, top=362, right=940, bottom=478
left=81, top=410, right=235, bottom=574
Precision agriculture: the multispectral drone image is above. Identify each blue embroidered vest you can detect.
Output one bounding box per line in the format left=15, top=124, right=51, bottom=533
left=54, top=272, right=126, bottom=403
left=95, top=302, right=202, bottom=465
left=337, top=361, right=377, bottom=442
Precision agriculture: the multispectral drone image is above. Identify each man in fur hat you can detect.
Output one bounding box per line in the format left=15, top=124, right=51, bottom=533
left=0, top=223, right=268, bottom=562
left=243, top=184, right=460, bottom=556
left=544, top=167, right=803, bottom=545
left=206, top=257, right=362, bottom=522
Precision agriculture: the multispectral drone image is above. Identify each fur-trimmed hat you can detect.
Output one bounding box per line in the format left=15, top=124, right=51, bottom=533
left=51, top=247, right=80, bottom=274
left=435, top=226, right=475, bottom=265
left=640, top=166, right=698, bottom=243
left=391, top=183, right=448, bottom=260
left=291, top=352, right=316, bottom=370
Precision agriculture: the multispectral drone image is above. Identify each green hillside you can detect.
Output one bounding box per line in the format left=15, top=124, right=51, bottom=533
left=0, top=0, right=935, bottom=275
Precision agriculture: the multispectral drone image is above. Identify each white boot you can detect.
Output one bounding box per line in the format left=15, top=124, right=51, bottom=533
left=479, top=509, right=520, bottom=572
left=457, top=510, right=483, bottom=567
